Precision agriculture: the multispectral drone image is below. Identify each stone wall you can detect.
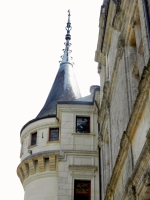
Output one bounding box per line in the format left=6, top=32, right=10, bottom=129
left=95, top=0, right=150, bottom=199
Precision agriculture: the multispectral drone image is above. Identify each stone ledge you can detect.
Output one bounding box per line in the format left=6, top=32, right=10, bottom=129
left=46, top=141, right=60, bottom=144
left=68, top=165, right=97, bottom=171
left=71, top=133, right=95, bottom=136
left=28, top=144, right=37, bottom=149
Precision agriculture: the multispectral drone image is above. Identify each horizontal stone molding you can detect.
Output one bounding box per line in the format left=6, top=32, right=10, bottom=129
left=71, top=133, right=95, bottom=136
left=68, top=165, right=97, bottom=171
left=57, top=150, right=98, bottom=161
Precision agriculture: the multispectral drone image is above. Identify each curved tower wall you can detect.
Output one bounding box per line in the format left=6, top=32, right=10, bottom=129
left=24, top=176, right=58, bottom=200
left=18, top=118, right=59, bottom=200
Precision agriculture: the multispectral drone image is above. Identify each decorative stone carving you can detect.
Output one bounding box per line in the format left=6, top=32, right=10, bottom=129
left=98, top=133, right=103, bottom=148
left=106, top=184, right=113, bottom=200
left=120, top=132, right=130, bottom=150
left=128, top=185, right=136, bottom=200
left=98, top=63, right=102, bottom=74
left=143, top=170, right=150, bottom=187
left=117, top=37, right=125, bottom=60
left=105, top=100, right=110, bottom=115
left=138, top=61, right=150, bottom=91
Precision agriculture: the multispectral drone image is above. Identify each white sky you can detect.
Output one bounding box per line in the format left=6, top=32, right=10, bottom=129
left=0, top=1, right=102, bottom=199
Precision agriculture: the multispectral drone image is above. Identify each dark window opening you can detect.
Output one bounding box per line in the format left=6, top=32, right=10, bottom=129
left=49, top=128, right=59, bottom=141
left=76, top=117, right=90, bottom=133
left=31, top=132, right=37, bottom=146
left=74, top=180, right=91, bottom=200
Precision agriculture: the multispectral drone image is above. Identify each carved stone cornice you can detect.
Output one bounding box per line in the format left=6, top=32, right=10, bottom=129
left=17, top=154, right=57, bottom=185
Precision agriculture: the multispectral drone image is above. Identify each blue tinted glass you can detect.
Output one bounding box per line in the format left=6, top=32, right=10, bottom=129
left=50, top=129, right=58, bottom=141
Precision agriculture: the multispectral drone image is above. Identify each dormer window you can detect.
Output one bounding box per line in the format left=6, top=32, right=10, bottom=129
left=49, top=128, right=59, bottom=141
left=76, top=116, right=90, bottom=133
left=31, top=132, right=37, bottom=146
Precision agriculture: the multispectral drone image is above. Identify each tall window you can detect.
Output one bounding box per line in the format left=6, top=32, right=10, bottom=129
left=76, top=117, right=90, bottom=133
left=31, top=132, right=37, bottom=146
left=74, top=180, right=91, bottom=200
left=49, top=128, right=59, bottom=141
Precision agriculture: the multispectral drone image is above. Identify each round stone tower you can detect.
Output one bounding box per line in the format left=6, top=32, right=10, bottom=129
left=17, top=10, right=100, bottom=200
left=17, top=10, right=81, bottom=200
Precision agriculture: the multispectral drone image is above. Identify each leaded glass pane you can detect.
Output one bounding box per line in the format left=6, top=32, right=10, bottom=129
left=50, top=129, right=59, bottom=141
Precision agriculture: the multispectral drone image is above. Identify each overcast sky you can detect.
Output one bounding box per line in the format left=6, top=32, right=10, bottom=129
left=0, top=0, right=102, bottom=199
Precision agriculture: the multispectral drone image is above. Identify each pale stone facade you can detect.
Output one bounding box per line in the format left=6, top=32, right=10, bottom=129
left=17, top=89, right=100, bottom=200
left=95, top=0, right=150, bottom=199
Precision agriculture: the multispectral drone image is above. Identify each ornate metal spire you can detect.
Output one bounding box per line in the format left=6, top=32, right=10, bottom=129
left=60, top=10, right=73, bottom=65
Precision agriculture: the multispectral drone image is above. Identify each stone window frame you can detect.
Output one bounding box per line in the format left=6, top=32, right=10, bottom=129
left=49, top=128, right=59, bottom=141
left=70, top=173, right=95, bottom=200
left=31, top=132, right=37, bottom=146
left=76, top=116, right=90, bottom=133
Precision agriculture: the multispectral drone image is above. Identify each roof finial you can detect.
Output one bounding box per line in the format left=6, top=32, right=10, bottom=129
left=68, top=9, right=70, bottom=22
left=65, top=9, right=72, bottom=41
left=60, top=10, right=74, bottom=65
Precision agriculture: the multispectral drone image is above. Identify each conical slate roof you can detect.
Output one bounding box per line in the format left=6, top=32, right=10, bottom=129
left=36, top=10, right=81, bottom=118
left=20, top=10, right=81, bottom=134
left=36, top=61, right=81, bottom=118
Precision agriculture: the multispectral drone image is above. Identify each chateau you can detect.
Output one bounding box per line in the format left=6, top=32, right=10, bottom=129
left=17, top=0, right=150, bottom=199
